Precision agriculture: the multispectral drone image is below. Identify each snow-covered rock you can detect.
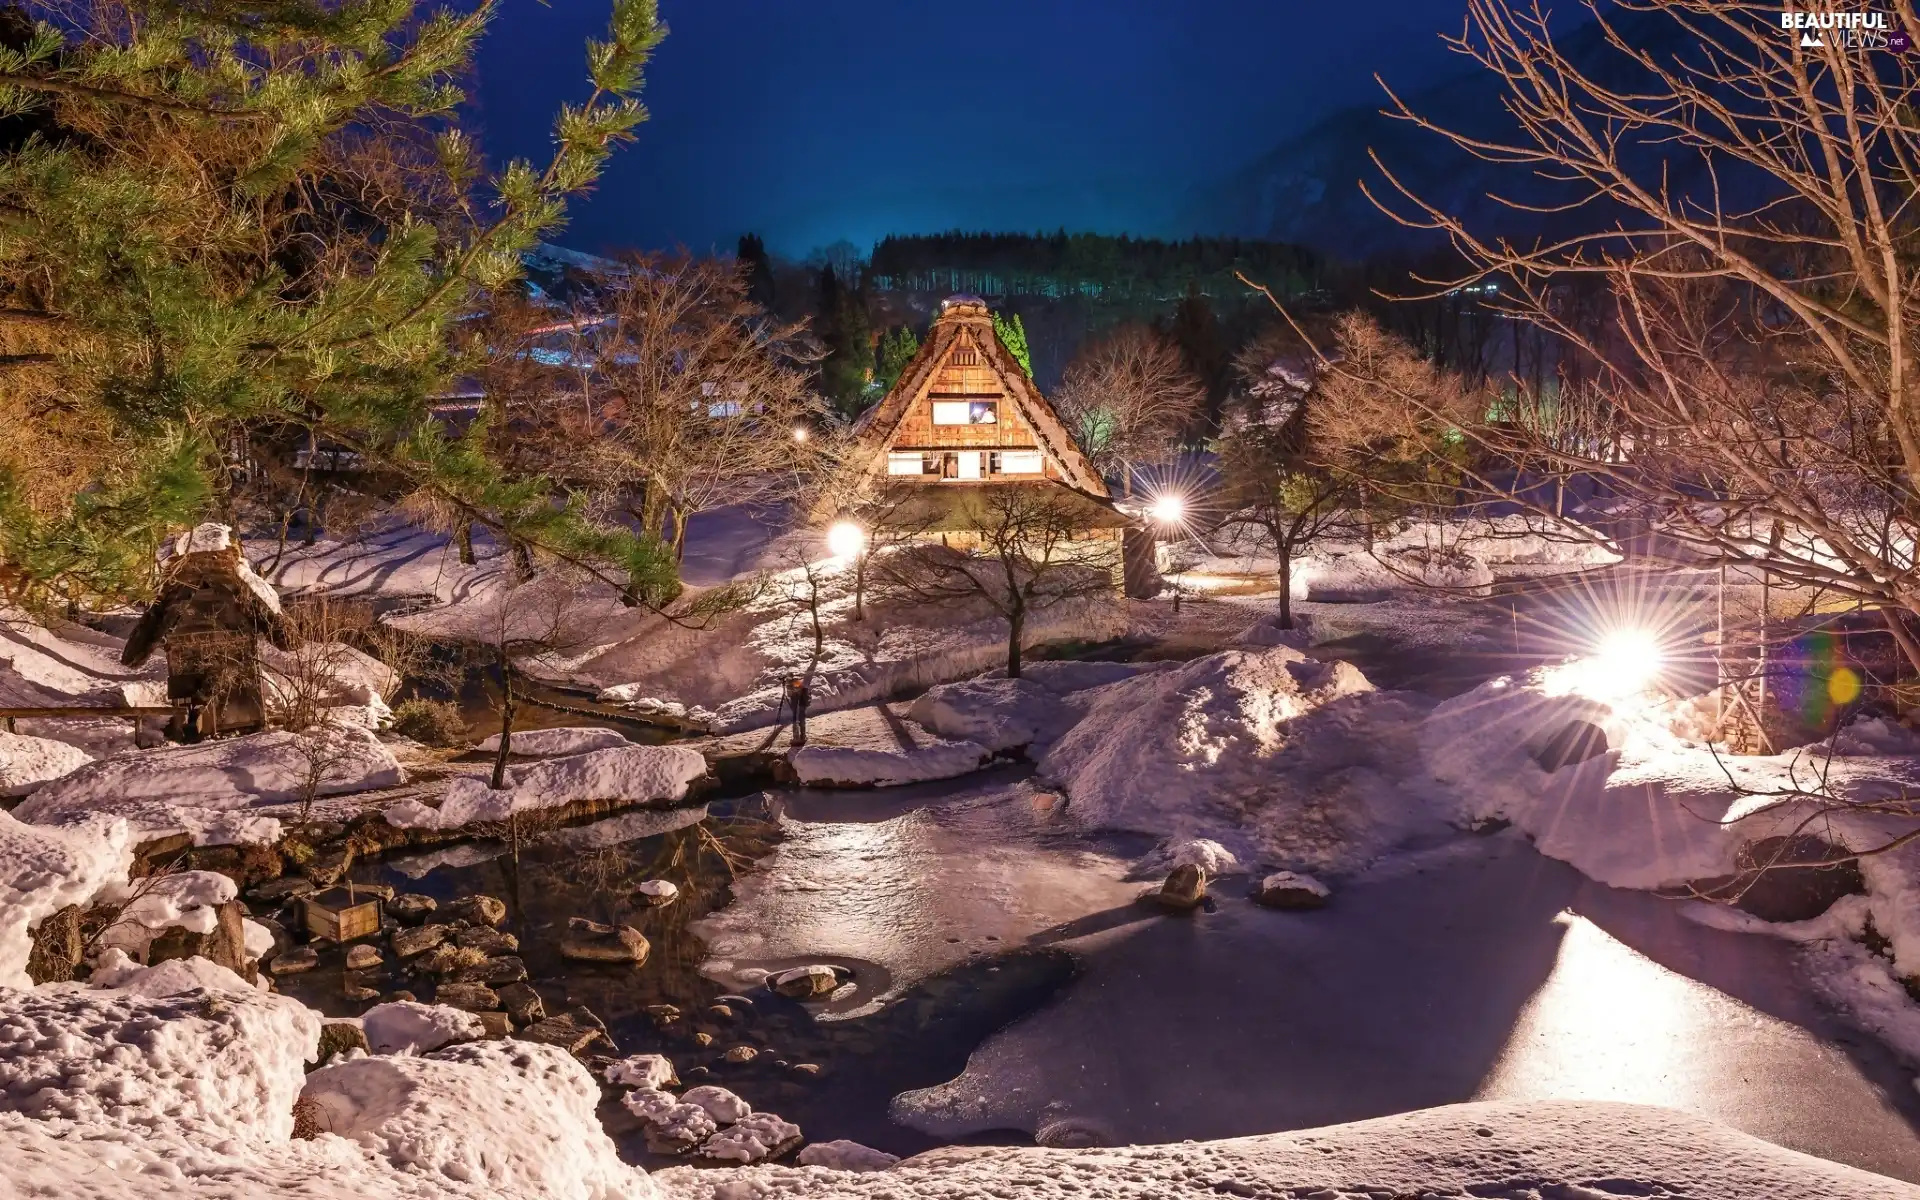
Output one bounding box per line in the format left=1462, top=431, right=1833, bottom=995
left=906, top=677, right=1073, bottom=753
left=680, top=1084, right=751, bottom=1125
left=605, top=1054, right=676, bottom=1089
left=15, top=725, right=405, bottom=845
left=384, top=745, right=707, bottom=831
left=360, top=1001, right=485, bottom=1055
left=301, top=1039, right=657, bottom=1198
left=795, top=1139, right=900, bottom=1172
left=697, top=1110, right=800, bottom=1164
left=96, top=870, right=238, bottom=959
left=1253, top=870, right=1331, bottom=910
left=0, top=730, right=93, bottom=797
left=87, top=948, right=259, bottom=996
left=1134, top=837, right=1241, bottom=878
left=476, top=726, right=630, bottom=758
left=0, top=809, right=131, bottom=989
left=789, top=730, right=991, bottom=788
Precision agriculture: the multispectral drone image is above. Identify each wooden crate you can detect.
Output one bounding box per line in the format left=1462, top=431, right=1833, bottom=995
left=302, top=888, right=382, bottom=942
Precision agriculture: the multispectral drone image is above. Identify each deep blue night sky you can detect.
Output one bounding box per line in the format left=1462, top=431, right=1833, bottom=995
left=472, top=0, right=1469, bottom=258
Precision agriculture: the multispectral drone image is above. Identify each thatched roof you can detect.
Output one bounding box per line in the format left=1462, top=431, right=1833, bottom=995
left=848, top=297, right=1108, bottom=497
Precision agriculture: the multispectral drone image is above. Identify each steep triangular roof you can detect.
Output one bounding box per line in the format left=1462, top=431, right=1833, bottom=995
left=847, top=297, right=1109, bottom=497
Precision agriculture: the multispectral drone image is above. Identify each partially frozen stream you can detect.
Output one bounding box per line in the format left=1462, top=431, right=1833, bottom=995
left=707, top=786, right=1920, bottom=1183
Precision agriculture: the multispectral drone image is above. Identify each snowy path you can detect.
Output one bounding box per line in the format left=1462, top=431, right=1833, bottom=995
left=895, top=833, right=1920, bottom=1180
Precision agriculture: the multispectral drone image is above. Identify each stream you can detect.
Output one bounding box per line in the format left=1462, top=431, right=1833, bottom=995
left=265, top=618, right=1920, bottom=1179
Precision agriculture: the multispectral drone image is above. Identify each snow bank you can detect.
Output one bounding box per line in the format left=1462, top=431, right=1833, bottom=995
left=1039, top=646, right=1445, bottom=872
left=476, top=726, right=630, bottom=757
left=15, top=725, right=405, bottom=845
left=906, top=678, right=1074, bottom=753
left=0, top=809, right=131, bottom=989
left=0, top=979, right=317, bottom=1144
left=789, top=730, right=991, bottom=788
left=384, top=746, right=707, bottom=831
left=360, top=1001, right=485, bottom=1055
left=0, top=730, right=93, bottom=797
left=565, top=556, right=1127, bottom=733
left=652, top=1100, right=1910, bottom=1199
left=260, top=641, right=398, bottom=729
left=0, top=608, right=156, bottom=705
left=87, top=948, right=260, bottom=996
left=304, top=1040, right=656, bottom=1198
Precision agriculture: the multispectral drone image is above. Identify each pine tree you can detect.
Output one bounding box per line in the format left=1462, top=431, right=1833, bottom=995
left=814, top=264, right=871, bottom=417
left=736, top=232, right=776, bottom=309
left=0, top=0, right=677, bottom=609
left=875, top=325, right=919, bottom=393
left=992, top=310, right=1032, bottom=376
left=1168, top=282, right=1229, bottom=428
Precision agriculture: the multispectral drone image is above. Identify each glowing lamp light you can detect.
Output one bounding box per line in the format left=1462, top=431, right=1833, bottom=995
left=1149, top=494, right=1185, bottom=525
left=792, top=426, right=809, bottom=443
left=826, top=521, right=866, bottom=559
left=1594, top=628, right=1662, bottom=694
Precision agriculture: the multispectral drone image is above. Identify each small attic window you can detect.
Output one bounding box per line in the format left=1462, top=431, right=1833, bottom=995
left=950, top=347, right=980, bottom=366
left=933, top=400, right=997, bottom=425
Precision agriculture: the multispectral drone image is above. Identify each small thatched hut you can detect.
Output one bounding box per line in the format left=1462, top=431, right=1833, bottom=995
left=123, top=524, right=292, bottom=739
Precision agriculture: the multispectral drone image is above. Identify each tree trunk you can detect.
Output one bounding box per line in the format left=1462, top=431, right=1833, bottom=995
left=457, top=520, right=476, bottom=566
left=511, top=539, right=534, bottom=581
left=853, top=556, right=866, bottom=622
left=1276, top=539, right=1294, bottom=629
left=491, top=659, right=515, bottom=791
left=1006, top=605, right=1026, bottom=680
left=670, top=507, right=688, bottom=563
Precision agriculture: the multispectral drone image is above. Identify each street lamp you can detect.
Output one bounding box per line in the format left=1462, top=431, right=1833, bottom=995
left=792, top=426, right=810, bottom=443
left=1149, top=492, right=1189, bottom=612
left=826, top=521, right=865, bottom=559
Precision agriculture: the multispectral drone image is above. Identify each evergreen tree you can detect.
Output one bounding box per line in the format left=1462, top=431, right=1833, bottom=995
left=736, top=232, right=776, bottom=309
left=814, top=264, right=871, bottom=417
left=992, top=310, right=1032, bottom=376
left=0, top=0, right=676, bottom=609
left=875, top=325, right=919, bottom=394
left=1168, top=282, right=1229, bottom=429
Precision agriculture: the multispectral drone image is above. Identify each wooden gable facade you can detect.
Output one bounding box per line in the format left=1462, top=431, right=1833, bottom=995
left=847, top=297, right=1108, bottom=497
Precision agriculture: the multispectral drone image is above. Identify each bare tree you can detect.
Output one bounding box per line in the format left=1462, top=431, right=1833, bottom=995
left=546, top=254, right=828, bottom=560
left=873, top=487, right=1120, bottom=679
left=1052, top=325, right=1205, bottom=497
left=1360, top=0, right=1920, bottom=670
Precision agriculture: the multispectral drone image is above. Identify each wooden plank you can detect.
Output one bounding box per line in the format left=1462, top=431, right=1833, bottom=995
left=0, top=706, right=176, bottom=719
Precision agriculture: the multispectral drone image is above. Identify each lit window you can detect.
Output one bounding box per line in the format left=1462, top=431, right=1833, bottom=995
left=996, top=450, right=1043, bottom=474
left=931, top=401, right=979, bottom=425
left=887, top=452, right=926, bottom=476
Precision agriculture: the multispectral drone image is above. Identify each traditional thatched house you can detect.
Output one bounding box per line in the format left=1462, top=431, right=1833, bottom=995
left=122, top=524, right=292, bottom=739
left=825, top=296, right=1159, bottom=591
left=845, top=296, right=1108, bottom=493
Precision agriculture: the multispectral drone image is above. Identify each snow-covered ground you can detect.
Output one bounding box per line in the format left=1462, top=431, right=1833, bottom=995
left=15, top=724, right=406, bottom=846
left=656, top=1099, right=1914, bottom=1199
